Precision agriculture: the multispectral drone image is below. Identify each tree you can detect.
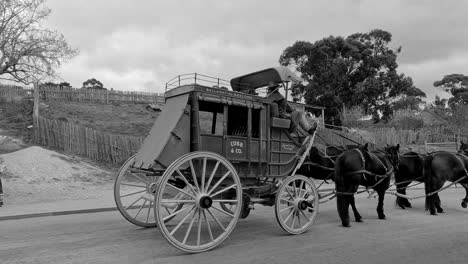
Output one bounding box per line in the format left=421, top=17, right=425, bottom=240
left=279, top=29, right=425, bottom=124
left=433, top=74, right=468, bottom=107
left=42, top=81, right=72, bottom=88
left=82, top=78, right=105, bottom=90
left=0, top=0, right=78, bottom=84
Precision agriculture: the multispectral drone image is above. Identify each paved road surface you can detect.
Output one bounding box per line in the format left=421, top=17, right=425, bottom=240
left=1, top=188, right=468, bottom=264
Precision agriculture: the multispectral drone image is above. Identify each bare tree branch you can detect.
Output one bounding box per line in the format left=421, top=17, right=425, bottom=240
left=0, top=0, right=78, bottom=84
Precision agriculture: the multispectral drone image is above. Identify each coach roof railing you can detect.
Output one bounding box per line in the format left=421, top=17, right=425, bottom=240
left=165, top=73, right=240, bottom=93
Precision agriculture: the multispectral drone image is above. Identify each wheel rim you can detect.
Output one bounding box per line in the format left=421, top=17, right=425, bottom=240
left=114, top=155, right=183, bottom=227
left=155, top=151, right=242, bottom=253
left=275, top=175, right=319, bottom=234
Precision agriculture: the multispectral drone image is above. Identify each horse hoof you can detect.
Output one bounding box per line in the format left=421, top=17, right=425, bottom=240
left=355, top=218, right=363, bottom=222
left=342, top=222, right=351, bottom=227
left=461, top=201, right=467, bottom=208
left=430, top=211, right=437, bottom=216
left=437, top=208, right=444, bottom=213
left=378, top=215, right=386, bottom=220
left=397, top=203, right=406, bottom=210
left=405, top=203, right=412, bottom=208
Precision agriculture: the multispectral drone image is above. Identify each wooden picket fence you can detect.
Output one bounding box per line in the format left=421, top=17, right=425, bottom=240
left=38, top=86, right=165, bottom=104
left=35, top=116, right=145, bottom=165
left=369, top=127, right=466, bottom=146
left=0, top=85, right=33, bottom=100
left=1, top=84, right=165, bottom=105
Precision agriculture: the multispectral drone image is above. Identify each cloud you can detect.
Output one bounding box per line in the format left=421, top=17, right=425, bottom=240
left=45, top=0, right=468, bottom=100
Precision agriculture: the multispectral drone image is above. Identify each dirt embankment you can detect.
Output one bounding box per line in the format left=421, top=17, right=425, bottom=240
left=0, top=146, right=115, bottom=205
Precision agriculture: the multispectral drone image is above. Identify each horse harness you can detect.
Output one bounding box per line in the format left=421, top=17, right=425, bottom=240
left=336, top=148, right=394, bottom=196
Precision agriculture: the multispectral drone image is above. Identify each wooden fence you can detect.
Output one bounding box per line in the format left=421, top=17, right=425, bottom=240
left=35, top=116, right=145, bottom=165
left=0, top=85, right=33, bottom=100
left=369, top=128, right=467, bottom=147
left=1, top=84, right=165, bottom=105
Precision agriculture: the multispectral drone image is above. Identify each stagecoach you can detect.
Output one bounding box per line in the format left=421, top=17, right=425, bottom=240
left=114, top=67, right=326, bottom=252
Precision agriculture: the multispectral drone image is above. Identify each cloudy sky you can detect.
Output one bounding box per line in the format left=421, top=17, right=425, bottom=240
left=44, top=0, right=467, bottom=101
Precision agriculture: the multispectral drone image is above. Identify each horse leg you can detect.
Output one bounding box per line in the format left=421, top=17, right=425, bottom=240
left=0, top=178, right=3, bottom=207
left=349, top=195, right=362, bottom=222
left=396, top=181, right=411, bottom=209
left=424, top=157, right=438, bottom=215
left=461, top=184, right=468, bottom=208
left=377, top=188, right=386, bottom=220
left=336, top=194, right=351, bottom=227
left=434, top=193, right=444, bottom=213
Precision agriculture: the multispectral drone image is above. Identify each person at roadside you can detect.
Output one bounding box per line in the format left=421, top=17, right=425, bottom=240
left=0, top=164, right=5, bottom=207
left=267, top=82, right=317, bottom=135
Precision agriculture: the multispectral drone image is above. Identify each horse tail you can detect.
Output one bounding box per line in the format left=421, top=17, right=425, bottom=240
left=334, top=153, right=350, bottom=226
left=424, top=155, right=434, bottom=211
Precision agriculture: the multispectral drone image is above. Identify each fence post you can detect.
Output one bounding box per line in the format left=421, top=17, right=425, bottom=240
left=106, top=90, right=109, bottom=104
left=33, top=82, right=40, bottom=143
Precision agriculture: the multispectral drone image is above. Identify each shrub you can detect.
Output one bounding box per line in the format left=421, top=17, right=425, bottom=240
left=340, top=106, right=365, bottom=128
left=390, top=109, right=424, bottom=130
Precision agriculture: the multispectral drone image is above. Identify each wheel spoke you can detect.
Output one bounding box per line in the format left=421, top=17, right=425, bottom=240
left=297, top=211, right=302, bottom=227
left=300, top=209, right=312, bottom=222
left=204, top=160, right=220, bottom=195
left=170, top=206, right=195, bottom=236
left=146, top=201, right=152, bottom=223
left=175, top=169, right=197, bottom=195
left=206, top=208, right=226, bottom=231
left=280, top=205, right=294, bottom=213
left=203, top=210, right=214, bottom=242
left=128, top=173, right=149, bottom=185
left=207, top=171, right=231, bottom=195
left=161, top=199, right=195, bottom=204
left=302, top=185, right=311, bottom=199
left=189, top=160, right=201, bottom=192
left=283, top=208, right=295, bottom=224
left=201, top=157, right=207, bottom=193
left=300, top=181, right=306, bottom=198
left=182, top=209, right=198, bottom=244
left=285, top=185, right=295, bottom=200
left=293, top=181, right=298, bottom=197
left=124, top=197, right=142, bottom=210
left=121, top=183, right=147, bottom=188
left=212, top=199, right=238, bottom=203
left=162, top=204, right=191, bottom=222
left=166, top=183, right=197, bottom=199
left=291, top=211, right=296, bottom=229
left=210, top=184, right=237, bottom=198
left=197, top=209, right=202, bottom=246
left=280, top=197, right=293, bottom=204
left=120, top=189, right=147, bottom=198
left=134, top=200, right=147, bottom=219
left=211, top=205, right=234, bottom=217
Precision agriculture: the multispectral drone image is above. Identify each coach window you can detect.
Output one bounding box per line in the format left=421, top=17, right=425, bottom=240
left=199, top=101, right=224, bottom=135
left=227, top=105, right=260, bottom=138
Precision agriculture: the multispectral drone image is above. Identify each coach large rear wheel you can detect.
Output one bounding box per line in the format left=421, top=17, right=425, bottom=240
left=114, top=155, right=183, bottom=227
left=155, top=151, right=242, bottom=253
left=275, top=175, right=319, bottom=234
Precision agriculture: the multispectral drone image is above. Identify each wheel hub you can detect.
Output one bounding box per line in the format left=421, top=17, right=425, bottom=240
left=294, top=199, right=308, bottom=211
left=148, top=182, right=158, bottom=193
left=198, top=195, right=213, bottom=209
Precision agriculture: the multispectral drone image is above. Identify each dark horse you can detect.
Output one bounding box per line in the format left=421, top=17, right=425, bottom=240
left=334, top=144, right=400, bottom=227
left=424, top=150, right=468, bottom=215
left=300, top=144, right=362, bottom=181
left=394, top=152, right=425, bottom=209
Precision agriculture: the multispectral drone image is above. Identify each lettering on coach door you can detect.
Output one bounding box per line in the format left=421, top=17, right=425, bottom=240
left=226, top=139, right=247, bottom=159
